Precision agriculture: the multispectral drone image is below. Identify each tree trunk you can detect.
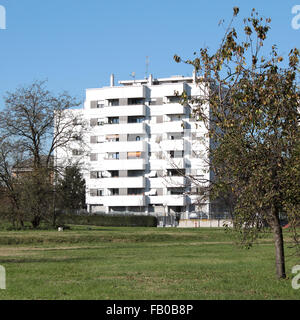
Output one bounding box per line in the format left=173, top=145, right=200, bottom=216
left=271, top=210, right=286, bottom=279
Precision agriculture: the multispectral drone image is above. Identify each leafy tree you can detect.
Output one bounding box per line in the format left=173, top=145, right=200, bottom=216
left=56, top=165, right=86, bottom=213
left=175, top=7, right=300, bottom=279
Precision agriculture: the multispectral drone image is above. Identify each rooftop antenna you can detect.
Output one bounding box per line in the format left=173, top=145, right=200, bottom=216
left=130, top=71, right=136, bottom=83
left=145, top=56, right=149, bottom=79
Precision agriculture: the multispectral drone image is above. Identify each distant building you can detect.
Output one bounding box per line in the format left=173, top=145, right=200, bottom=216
left=55, top=73, right=212, bottom=219
left=12, top=155, right=54, bottom=182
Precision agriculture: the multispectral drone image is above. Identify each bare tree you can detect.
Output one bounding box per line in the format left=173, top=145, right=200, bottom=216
left=0, top=80, right=85, bottom=228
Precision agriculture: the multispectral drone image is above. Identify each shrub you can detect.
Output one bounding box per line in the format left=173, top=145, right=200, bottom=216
left=56, top=213, right=158, bottom=228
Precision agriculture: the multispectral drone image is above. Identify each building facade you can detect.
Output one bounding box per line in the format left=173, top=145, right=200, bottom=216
left=55, top=73, right=211, bottom=219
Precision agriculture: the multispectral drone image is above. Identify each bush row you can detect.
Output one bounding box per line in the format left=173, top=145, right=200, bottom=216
left=56, top=213, right=158, bottom=227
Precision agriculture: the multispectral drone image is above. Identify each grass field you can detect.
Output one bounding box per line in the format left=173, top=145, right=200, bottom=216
left=0, top=226, right=299, bottom=300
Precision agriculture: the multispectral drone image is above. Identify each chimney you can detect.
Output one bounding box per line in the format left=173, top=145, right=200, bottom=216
left=148, top=74, right=153, bottom=85
left=110, top=74, right=115, bottom=87
left=192, top=69, right=196, bottom=84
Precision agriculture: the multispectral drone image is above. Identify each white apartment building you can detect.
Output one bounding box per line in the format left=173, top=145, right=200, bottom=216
left=55, top=73, right=212, bottom=219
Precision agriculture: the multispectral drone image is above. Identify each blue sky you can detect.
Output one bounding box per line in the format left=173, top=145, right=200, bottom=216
left=0, top=0, right=299, bottom=106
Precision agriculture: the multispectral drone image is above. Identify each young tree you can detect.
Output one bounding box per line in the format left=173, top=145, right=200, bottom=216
left=56, top=165, right=86, bottom=214
left=0, top=80, right=84, bottom=228
left=174, top=8, right=300, bottom=279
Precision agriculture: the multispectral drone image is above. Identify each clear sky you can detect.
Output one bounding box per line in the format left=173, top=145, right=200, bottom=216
left=0, top=0, right=299, bottom=106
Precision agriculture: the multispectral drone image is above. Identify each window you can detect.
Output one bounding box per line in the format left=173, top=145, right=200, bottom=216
left=97, top=119, right=105, bottom=126
left=110, top=188, right=119, bottom=196
left=90, top=189, right=104, bottom=196
left=108, top=99, right=119, bottom=106
left=73, top=134, right=81, bottom=141
left=128, top=116, right=144, bottom=123
left=72, top=149, right=83, bottom=156
left=90, top=171, right=102, bottom=179
left=168, top=187, right=185, bottom=195
left=128, top=188, right=144, bottom=195
left=110, top=170, right=119, bottom=177
left=167, top=96, right=181, bottom=104
left=97, top=100, right=105, bottom=108
left=128, top=152, right=142, bottom=159
left=107, top=152, right=119, bottom=160
left=136, top=136, right=140, bottom=141
left=108, top=117, right=119, bottom=124
left=128, top=98, right=144, bottom=105
left=106, top=134, right=119, bottom=142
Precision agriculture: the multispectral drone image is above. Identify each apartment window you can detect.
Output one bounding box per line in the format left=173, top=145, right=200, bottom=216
left=110, top=188, right=119, bottom=196
left=169, top=132, right=183, bottom=140
left=128, top=98, right=145, bottom=105
left=167, top=169, right=185, bottom=176
left=128, top=116, right=144, bottom=123
left=108, top=99, right=119, bottom=106
left=167, top=187, right=185, bottom=195
left=90, top=171, right=102, bottom=179
left=127, top=152, right=142, bottom=159
left=128, top=188, right=144, bottom=195
left=108, top=117, right=119, bottom=124
left=169, top=114, right=183, bottom=122
left=110, top=170, right=119, bottom=177
left=169, top=150, right=184, bottom=158
left=90, top=189, right=104, bottom=197
left=97, top=118, right=105, bottom=126
left=149, top=99, right=157, bottom=106
left=72, top=134, right=81, bottom=141
left=167, top=96, right=181, bottom=104
left=106, top=134, right=119, bottom=142
left=107, top=152, right=119, bottom=160
left=128, top=170, right=144, bottom=177
left=72, top=149, right=83, bottom=156
left=97, top=100, right=105, bottom=108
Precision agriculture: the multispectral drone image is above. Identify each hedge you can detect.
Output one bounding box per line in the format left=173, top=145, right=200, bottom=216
left=56, top=213, right=158, bottom=227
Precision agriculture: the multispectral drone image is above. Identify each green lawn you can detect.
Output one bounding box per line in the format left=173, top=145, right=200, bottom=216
left=0, top=226, right=299, bottom=300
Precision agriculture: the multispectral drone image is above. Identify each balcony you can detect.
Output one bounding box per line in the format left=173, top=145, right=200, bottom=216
left=101, top=159, right=146, bottom=170
left=151, top=121, right=184, bottom=134
left=102, top=122, right=146, bottom=135
left=160, top=139, right=184, bottom=151
left=104, top=104, right=146, bottom=117
left=148, top=195, right=186, bottom=206
left=88, top=177, right=145, bottom=189
left=149, top=176, right=185, bottom=188
left=102, top=195, right=145, bottom=206
left=93, top=141, right=147, bottom=153
left=151, top=103, right=186, bottom=115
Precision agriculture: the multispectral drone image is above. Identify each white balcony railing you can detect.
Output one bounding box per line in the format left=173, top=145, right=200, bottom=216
left=87, top=177, right=145, bottom=189
left=93, top=141, right=147, bottom=153
left=101, top=159, right=146, bottom=170
left=104, top=104, right=146, bottom=117
left=148, top=195, right=186, bottom=206
left=102, top=195, right=145, bottom=206
left=102, top=122, right=146, bottom=135
left=149, top=176, right=185, bottom=188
